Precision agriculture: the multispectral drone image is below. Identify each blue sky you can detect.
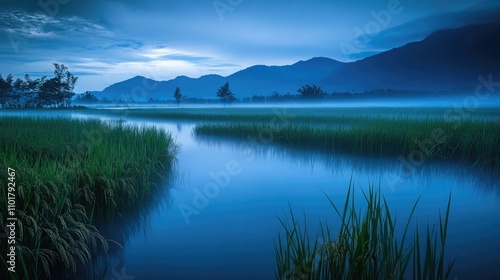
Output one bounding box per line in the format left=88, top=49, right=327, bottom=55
left=0, top=0, right=499, bottom=92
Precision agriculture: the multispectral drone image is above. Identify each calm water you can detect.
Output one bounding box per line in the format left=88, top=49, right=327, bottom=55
left=98, top=117, right=500, bottom=280
left=2, top=110, right=500, bottom=279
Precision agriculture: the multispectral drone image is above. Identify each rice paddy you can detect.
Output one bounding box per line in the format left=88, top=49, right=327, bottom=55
left=0, top=117, right=178, bottom=279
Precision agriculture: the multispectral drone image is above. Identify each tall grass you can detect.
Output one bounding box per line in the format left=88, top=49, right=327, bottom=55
left=0, top=117, right=178, bottom=279
left=102, top=107, right=500, bottom=170
left=115, top=107, right=499, bottom=171
left=102, top=107, right=500, bottom=124
left=275, top=181, right=455, bottom=280
left=413, top=195, right=456, bottom=280
left=194, top=117, right=500, bottom=172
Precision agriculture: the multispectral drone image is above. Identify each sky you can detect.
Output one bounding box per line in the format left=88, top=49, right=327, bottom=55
left=0, top=0, right=499, bottom=92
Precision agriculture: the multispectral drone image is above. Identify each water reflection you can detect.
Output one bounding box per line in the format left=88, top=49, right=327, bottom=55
left=91, top=169, right=179, bottom=279
left=194, top=133, right=500, bottom=196
left=2, top=111, right=499, bottom=278
left=189, top=132, right=500, bottom=279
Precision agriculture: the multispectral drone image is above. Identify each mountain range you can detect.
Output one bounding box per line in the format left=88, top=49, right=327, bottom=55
left=92, top=20, right=500, bottom=101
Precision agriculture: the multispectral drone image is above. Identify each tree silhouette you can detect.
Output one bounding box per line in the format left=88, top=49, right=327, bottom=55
left=0, top=74, right=13, bottom=108
left=0, top=64, right=77, bottom=108
left=297, top=84, right=326, bottom=99
left=173, top=87, right=183, bottom=105
left=216, top=82, right=236, bottom=105
left=75, top=91, right=99, bottom=103
left=53, top=63, right=78, bottom=107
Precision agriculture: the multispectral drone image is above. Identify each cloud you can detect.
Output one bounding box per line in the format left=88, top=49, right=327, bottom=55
left=0, top=8, right=242, bottom=92
left=0, top=10, right=58, bottom=38
left=0, top=9, right=122, bottom=53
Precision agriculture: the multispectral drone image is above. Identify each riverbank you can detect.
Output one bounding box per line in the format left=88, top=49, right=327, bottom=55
left=0, top=117, right=178, bottom=279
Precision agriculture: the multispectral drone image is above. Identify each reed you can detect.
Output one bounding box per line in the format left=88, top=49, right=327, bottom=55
left=105, top=107, right=361, bottom=124
left=99, top=107, right=500, bottom=170
left=111, top=107, right=499, bottom=171
left=412, top=195, right=456, bottom=280
left=0, top=116, right=178, bottom=279
left=102, top=107, right=500, bottom=124
left=194, top=117, right=500, bottom=172
left=275, top=181, right=455, bottom=280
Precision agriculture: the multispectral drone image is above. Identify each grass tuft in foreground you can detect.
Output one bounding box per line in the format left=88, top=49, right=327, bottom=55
left=275, top=181, right=455, bottom=280
left=0, top=117, right=178, bottom=279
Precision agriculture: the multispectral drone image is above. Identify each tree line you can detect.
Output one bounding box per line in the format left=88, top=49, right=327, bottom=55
left=172, top=83, right=428, bottom=105
left=173, top=81, right=236, bottom=105
left=172, top=83, right=325, bottom=105
left=0, top=64, right=77, bottom=109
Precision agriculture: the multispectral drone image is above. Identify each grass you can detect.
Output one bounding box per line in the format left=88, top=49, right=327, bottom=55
left=275, top=180, right=455, bottom=280
left=194, top=117, right=500, bottom=172
left=0, top=117, right=178, bottom=279
left=98, top=106, right=500, bottom=171
left=99, top=107, right=500, bottom=123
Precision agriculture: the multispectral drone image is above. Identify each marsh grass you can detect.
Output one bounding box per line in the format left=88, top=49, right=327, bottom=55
left=99, top=107, right=500, bottom=170
left=0, top=117, right=178, bottom=279
left=412, top=195, right=456, bottom=280
left=117, top=107, right=499, bottom=171
left=194, top=117, right=500, bottom=172
left=101, top=107, right=500, bottom=123
left=275, top=181, right=454, bottom=280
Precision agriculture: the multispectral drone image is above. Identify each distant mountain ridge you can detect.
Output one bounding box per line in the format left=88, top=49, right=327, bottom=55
left=324, top=20, right=500, bottom=91
left=93, top=20, right=500, bottom=101
left=94, top=57, right=344, bottom=100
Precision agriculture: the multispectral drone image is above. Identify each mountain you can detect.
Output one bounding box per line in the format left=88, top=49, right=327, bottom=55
left=226, top=57, right=344, bottom=96
left=324, top=20, right=500, bottom=91
left=93, top=57, right=344, bottom=101
left=93, top=20, right=500, bottom=101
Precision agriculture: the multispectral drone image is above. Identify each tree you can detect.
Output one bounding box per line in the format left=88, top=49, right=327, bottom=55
left=297, top=84, right=326, bottom=99
left=0, top=64, right=78, bottom=109
left=75, top=91, right=98, bottom=103
left=216, top=82, right=236, bottom=105
left=173, top=87, right=183, bottom=105
left=37, top=77, right=59, bottom=107
left=0, top=74, right=13, bottom=108
left=36, top=64, right=77, bottom=107
left=11, top=78, right=27, bottom=108
left=53, top=63, right=78, bottom=107
left=24, top=75, right=42, bottom=108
